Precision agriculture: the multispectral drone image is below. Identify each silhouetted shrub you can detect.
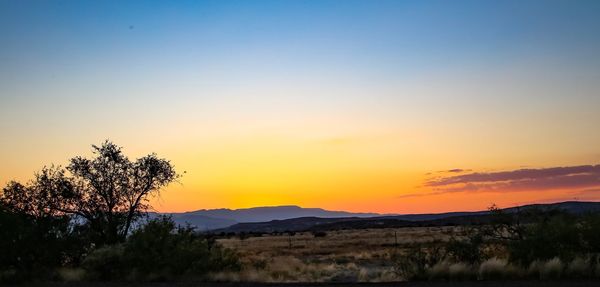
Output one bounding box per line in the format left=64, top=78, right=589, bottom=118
left=0, top=206, right=80, bottom=282
left=580, top=214, right=600, bottom=254
left=478, top=258, right=515, bottom=280
left=391, top=245, right=446, bottom=280
left=82, top=216, right=240, bottom=281
left=82, top=244, right=126, bottom=280
left=508, top=213, right=581, bottom=264
left=446, top=231, right=486, bottom=264
left=565, top=257, right=592, bottom=278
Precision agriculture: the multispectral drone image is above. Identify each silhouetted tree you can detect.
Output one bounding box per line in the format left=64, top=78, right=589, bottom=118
left=0, top=203, right=74, bottom=282
left=1, top=140, right=178, bottom=245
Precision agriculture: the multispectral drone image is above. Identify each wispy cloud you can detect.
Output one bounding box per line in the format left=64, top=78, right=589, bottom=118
left=425, top=164, right=600, bottom=193
left=445, top=168, right=466, bottom=173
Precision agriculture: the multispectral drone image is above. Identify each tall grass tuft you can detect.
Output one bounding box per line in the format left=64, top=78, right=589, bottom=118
left=478, top=258, right=508, bottom=280
left=539, top=258, right=564, bottom=280
left=427, top=261, right=451, bottom=280
left=566, top=257, right=590, bottom=278
left=56, top=268, right=86, bottom=282
left=448, top=262, right=475, bottom=281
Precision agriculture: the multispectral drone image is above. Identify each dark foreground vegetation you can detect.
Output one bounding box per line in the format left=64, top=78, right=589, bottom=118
left=17, top=280, right=600, bottom=287
left=1, top=141, right=600, bottom=283
left=0, top=141, right=240, bottom=283
left=389, top=206, right=600, bottom=281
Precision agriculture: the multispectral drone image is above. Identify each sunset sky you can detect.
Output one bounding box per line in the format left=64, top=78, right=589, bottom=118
left=1, top=0, right=600, bottom=214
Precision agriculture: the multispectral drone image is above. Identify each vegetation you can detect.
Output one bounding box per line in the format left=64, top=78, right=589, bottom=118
left=0, top=141, right=239, bottom=283
left=83, top=216, right=240, bottom=281
left=1, top=141, right=178, bottom=245
left=390, top=206, right=600, bottom=281
left=215, top=207, right=600, bottom=282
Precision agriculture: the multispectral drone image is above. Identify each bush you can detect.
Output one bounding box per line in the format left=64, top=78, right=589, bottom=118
left=0, top=206, right=79, bottom=282
left=82, top=244, right=126, bottom=280
left=391, top=245, right=446, bottom=280
left=425, top=261, right=475, bottom=281
left=56, top=268, right=86, bottom=282
left=427, top=261, right=450, bottom=280
left=540, top=258, right=564, bottom=280
left=82, top=216, right=240, bottom=281
left=478, top=257, right=522, bottom=280
left=566, top=257, right=591, bottom=278
left=446, top=231, right=486, bottom=264
left=508, top=214, right=581, bottom=264
left=448, top=262, right=475, bottom=281
left=581, top=214, right=600, bottom=253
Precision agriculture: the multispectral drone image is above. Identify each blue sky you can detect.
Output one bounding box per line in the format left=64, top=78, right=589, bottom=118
left=1, top=0, right=600, bottom=212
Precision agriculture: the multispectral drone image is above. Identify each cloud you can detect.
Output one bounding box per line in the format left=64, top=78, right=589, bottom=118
left=423, top=164, right=600, bottom=194
left=446, top=168, right=465, bottom=173
left=420, top=169, right=469, bottom=178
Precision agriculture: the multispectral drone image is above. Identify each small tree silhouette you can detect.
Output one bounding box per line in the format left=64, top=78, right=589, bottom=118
left=1, top=140, right=179, bottom=245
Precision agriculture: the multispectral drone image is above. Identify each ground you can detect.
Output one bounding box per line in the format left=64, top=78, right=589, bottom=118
left=25, top=280, right=600, bottom=287
left=214, top=227, right=463, bottom=282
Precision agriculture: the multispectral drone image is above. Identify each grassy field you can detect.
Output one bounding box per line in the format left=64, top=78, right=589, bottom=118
left=213, top=227, right=461, bottom=282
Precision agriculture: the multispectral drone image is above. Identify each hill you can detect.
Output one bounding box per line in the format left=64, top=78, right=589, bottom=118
left=154, top=205, right=384, bottom=230
left=214, top=201, right=600, bottom=233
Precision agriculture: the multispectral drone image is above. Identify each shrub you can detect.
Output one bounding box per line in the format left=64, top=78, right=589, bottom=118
left=425, top=261, right=475, bottom=281
left=123, top=216, right=239, bottom=280
left=446, top=231, right=486, bottom=264
left=81, top=216, right=240, bottom=281
left=508, top=214, right=580, bottom=264
left=581, top=214, right=600, bottom=254
left=56, top=268, right=86, bottom=282
left=82, top=244, right=126, bottom=280
left=391, top=246, right=446, bottom=281
left=448, top=262, right=475, bottom=281
left=478, top=258, right=506, bottom=280
left=539, top=258, right=564, bottom=280
left=566, top=257, right=591, bottom=278
left=0, top=207, right=78, bottom=282
left=478, top=257, right=522, bottom=280
left=427, top=261, right=450, bottom=280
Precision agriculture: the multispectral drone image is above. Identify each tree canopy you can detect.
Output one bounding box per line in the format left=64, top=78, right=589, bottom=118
left=1, top=140, right=179, bottom=244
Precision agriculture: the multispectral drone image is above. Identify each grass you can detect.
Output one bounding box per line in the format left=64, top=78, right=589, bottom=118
left=213, top=226, right=600, bottom=283
left=214, top=227, right=461, bottom=282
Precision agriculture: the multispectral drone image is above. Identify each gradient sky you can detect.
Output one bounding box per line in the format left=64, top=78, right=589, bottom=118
left=1, top=0, right=600, bottom=214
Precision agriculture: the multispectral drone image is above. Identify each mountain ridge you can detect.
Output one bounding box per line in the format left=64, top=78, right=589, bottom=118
left=212, top=201, right=600, bottom=233
left=151, top=201, right=600, bottom=231
left=151, top=205, right=385, bottom=230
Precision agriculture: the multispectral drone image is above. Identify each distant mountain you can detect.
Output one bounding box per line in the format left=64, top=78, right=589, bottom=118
left=155, top=205, right=383, bottom=230
left=183, top=205, right=382, bottom=222
left=215, top=217, right=365, bottom=233
left=147, top=212, right=237, bottom=230
left=214, top=201, right=600, bottom=233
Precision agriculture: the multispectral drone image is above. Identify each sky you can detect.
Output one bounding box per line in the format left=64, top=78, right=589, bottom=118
left=1, top=0, right=600, bottom=214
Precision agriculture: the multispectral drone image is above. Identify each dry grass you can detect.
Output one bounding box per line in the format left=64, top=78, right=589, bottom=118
left=218, top=227, right=456, bottom=257
left=214, top=227, right=457, bottom=282
left=56, top=268, right=86, bottom=282
left=212, top=227, right=600, bottom=282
